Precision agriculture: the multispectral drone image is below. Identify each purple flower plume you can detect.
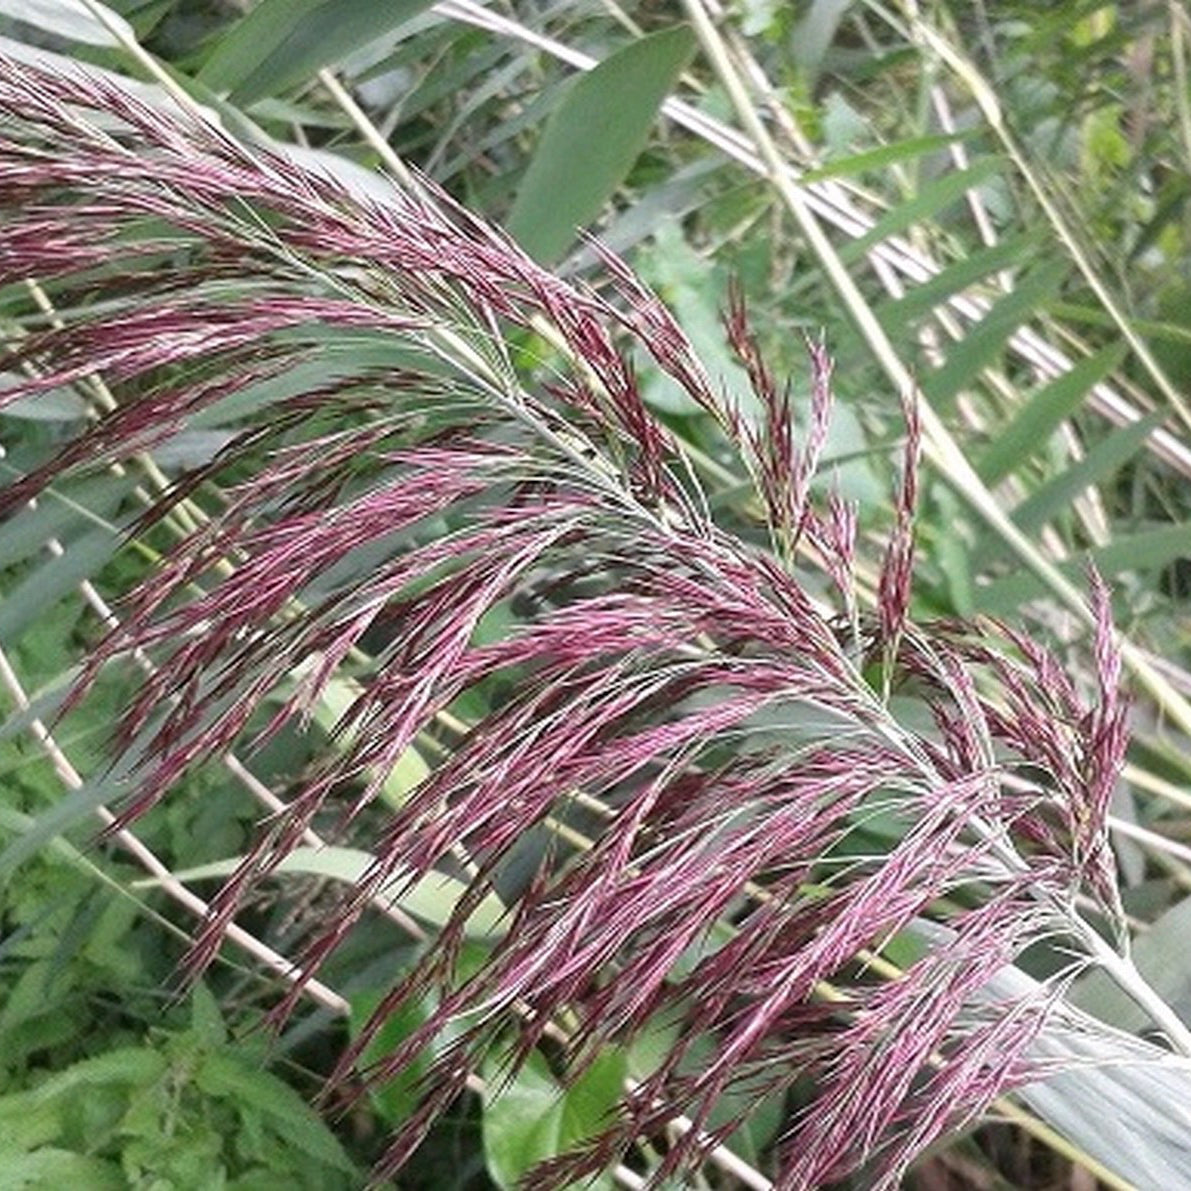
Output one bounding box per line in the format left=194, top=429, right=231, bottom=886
left=0, top=58, right=1149, bottom=1188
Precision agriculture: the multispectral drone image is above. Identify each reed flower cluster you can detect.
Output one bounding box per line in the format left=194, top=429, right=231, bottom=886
left=0, top=58, right=1181, bottom=1188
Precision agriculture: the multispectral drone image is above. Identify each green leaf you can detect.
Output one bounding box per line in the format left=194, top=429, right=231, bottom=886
left=1010, top=410, right=1164, bottom=535
left=139, top=845, right=507, bottom=937
left=801, top=133, right=964, bottom=183
left=26, top=1047, right=168, bottom=1103
left=0, top=766, right=131, bottom=878
left=190, top=983, right=229, bottom=1049
left=878, top=232, right=1039, bottom=326
left=348, top=988, right=434, bottom=1127
left=194, top=1050, right=357, bottom=1174
left=957, top=951, right=1191, bottom=1190
left=0, top=381, right=88, bottom=421
left=975, top=520, right=1191, bottom=612
left=976, top=342, right=1128, bottom=483
left=840, top=158, right=1003, bottom=263
left=1020, top=1029, right=1191, bottom=1191
left=0, top=472, right=136, bottom=571
left=0, top=528, right=120, bottom=643
left=919, top=263, right=1067, bottom=412
left=481, top=1049, right=626, bottom=1189
left=296, top=666, right=430, bottom=806
left=1049, top=300, right=1191, bottom=346
left=198, top=0, right=438, bottom=106
left=0, top=1148, right=124, bottom=1187
left=792, top=0, right=854, bottom=82
left=506, top=27, right=696, bottom=263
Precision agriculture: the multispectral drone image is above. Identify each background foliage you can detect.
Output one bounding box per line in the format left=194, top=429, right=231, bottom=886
left=2, top=0, right=1191, bottom=1187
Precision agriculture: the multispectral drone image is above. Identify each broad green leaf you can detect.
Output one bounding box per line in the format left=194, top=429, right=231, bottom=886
left=919, top=922, right=1191, bottom=1190
left=506, top=27, right=696, bottom=263
left=975, top=520, right=1191, bottom=612
left=1020, top=1030, right=1191, bottom=1191
left=0, top=1088, right=60, bottom=1152
left=919, top=264, right=1067, bottom=412
left=2, top=0, right=133, bottom=46
left=976, top=342, right=1128, bottom=483
left=840, top=158, right=1003, bottom=262
left=187, top=340, right=443, bottom=429
left=1010, top=410, right=1164, bottom=535
left=1071, top=893, right=1191, bottom=1033
left=481, top=1048, right=626, bottom=1189
left=198, top=0, right=438, bottom=106
left=0, top=676, right=75, bottom=744
left=190, top=983, right=229, bottom=1049
left=348, top=988, right=435, bottom=1127
left=140, top=845, right=507, bottom=937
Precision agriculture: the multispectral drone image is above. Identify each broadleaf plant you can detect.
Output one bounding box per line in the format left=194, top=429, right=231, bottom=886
left=2, top=52, right=1191, bottom=1190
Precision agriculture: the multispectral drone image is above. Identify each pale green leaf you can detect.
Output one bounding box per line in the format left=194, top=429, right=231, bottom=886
left=198, top=0, right=438, bottom=106
left=1, top=0, right=133, bottom=46
left=1071, top=894, right=1191, bottom=1033
left=137, top=846, right=507, bottom=937
left=507, top=27, right=696, bottom=263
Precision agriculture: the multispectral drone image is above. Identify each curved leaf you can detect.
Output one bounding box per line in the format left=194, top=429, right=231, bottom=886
left=506, top=27, right=696, bottom=262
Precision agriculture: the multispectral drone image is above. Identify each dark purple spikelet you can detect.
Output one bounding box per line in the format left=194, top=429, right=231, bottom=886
left=0, top=56, right=1157, bottom=1190
left=877, top=387, right=922, bottom=652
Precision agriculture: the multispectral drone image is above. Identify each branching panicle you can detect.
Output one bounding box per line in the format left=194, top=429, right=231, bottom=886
left=0, top=56, right=1173, bottom=1190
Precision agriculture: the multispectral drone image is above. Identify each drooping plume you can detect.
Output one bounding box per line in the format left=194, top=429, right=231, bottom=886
left=0, top=56, right=1173, bottom=1190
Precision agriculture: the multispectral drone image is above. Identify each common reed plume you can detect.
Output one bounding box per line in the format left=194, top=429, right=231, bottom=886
left=1, top=57, right=1187, bottom=1189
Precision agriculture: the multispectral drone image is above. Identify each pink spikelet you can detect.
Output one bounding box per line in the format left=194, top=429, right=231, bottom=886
left=877, top=387, right=922, bottom=654
left=0, top=54, right=1177, bottom=1191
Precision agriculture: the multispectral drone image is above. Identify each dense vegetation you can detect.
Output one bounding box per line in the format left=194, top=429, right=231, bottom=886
left=2, top=1, right=1191, bottom=1187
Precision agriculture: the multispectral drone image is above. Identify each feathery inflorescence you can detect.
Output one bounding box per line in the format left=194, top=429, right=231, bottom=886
left=0, top=57, right=1158, bottom=1188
